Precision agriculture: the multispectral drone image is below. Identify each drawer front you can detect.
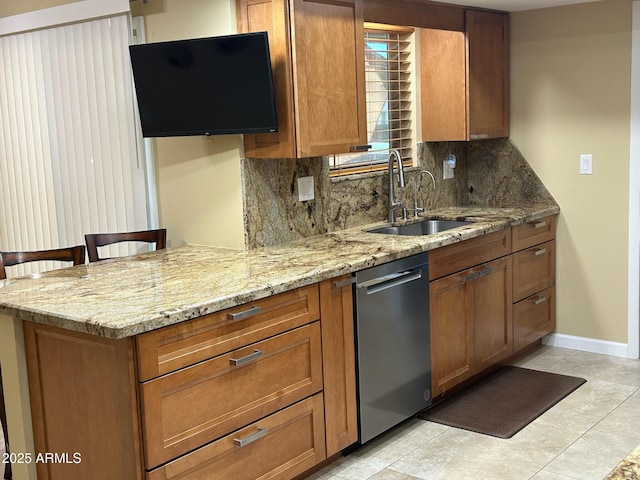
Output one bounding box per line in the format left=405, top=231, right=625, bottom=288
left=146, top=394, right=327, bottom=480
left=513, top=240, right=555, bottom=302
left=141, top=322, right=323, bottom=468
left=512, top=215, right=556, bottom=252
left=137, top=284, right=320, bottom=381
left=429, top=229, right=511, bottom=280
left=513, top=287, right=555, bottom=352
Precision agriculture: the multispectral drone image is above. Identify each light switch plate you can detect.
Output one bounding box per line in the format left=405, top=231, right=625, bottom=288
left=580, top=154, right=593, bottom=175
left=298, top=176, right=314, bottom=201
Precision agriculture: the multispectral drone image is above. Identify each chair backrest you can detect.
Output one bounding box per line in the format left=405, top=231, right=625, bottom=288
left=0, top=245, right=86, bottom=280
left=84, top=228, right=167, bottom=263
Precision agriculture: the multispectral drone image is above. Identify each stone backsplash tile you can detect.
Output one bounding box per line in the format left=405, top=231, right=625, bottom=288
left=241, top=138, right=558, bottom=249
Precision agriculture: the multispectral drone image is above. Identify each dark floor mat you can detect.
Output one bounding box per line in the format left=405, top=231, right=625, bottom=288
left=418, top=366, right=586, bottom=438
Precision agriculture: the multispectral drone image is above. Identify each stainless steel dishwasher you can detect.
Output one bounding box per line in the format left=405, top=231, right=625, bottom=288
left=354, top=252, right=432, bottom=444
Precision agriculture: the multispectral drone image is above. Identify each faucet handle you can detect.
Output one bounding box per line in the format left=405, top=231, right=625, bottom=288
left=404, top=206, right=424, bottom=219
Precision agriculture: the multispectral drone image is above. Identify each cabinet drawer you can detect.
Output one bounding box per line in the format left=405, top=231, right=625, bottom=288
left=513, top=240, right=555, bottom=302
left=512, top=215, right=556, bottom=252
left=513, top=287, right=555, bottom=352
left=140, top=322, right=323, bottom=469
left=429, top=229, right=511, bottom=280
left=137, top=284, right=320, bottom=381
left=146, top=394, right=326, bottom=480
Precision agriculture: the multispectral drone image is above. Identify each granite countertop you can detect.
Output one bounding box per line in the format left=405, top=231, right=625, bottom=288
left=0, top=205, right=558, bottom=339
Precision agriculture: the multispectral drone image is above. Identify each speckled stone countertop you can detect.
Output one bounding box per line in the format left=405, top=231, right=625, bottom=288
left=0, top=205, right=558, bottom=339
left=605, top=444, right=640, bottom=479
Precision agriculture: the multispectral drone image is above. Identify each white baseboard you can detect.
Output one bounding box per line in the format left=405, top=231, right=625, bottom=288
left=542, top=333, right=630, bottom=358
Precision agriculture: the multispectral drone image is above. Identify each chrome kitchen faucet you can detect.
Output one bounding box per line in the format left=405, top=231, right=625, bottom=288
left=388, top=149, right=406, bottom=222
left=405, top=170, right=436, bottom=219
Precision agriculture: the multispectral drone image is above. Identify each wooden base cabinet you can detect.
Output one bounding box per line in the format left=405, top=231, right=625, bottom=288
left=430, top=216, right=557, bottom=397
left=23, top=323, right=143, bottom=480
left=319, top=277, right=358, bottom=456
left=430, top=256, right=513, bottom=397
left=147, top=395, right=327, bottom=480
left=24, top=280, right=357, bottom=480
left=512, top=216, right=557, bottom=353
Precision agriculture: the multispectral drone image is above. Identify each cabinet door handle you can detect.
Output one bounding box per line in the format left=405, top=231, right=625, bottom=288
left=528, top=221, right=547, bottom=229
left=476, top=267, right=493, bottom=278
left=531, top=248, right=547, bottom=257
left=350, top=144, right=372, bottom=152
left=333, top=277, right=356, bottom=288
left=460, top=267, right=492, bottom=284
left=227, top=306, right=261, bottom=321
left=229, top=349, right=263, bottom=367
left=460, top=271, right=480, bottom=283
left=234, top=427, right=267, bottom=447
left=530, top=296, right=547, bottom=305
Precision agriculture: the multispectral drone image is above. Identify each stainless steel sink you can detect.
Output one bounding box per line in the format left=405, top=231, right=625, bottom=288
left=367, top=219, right=474, bottom=236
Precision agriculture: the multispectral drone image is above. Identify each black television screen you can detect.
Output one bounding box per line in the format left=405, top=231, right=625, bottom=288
left=129, top=32, right=278, bottom=137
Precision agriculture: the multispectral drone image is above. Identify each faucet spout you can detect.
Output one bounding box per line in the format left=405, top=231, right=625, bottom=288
left=411, top=170, right=436, bottom=218
left=388, top=150, right=405, bottom=222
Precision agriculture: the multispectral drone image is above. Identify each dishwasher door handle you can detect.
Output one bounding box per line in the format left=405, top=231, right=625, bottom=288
left=358, top=269, right=423, bottom=295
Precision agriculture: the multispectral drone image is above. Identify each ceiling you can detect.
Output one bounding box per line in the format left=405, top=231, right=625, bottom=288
left=433, top=0, right=603, bottom=12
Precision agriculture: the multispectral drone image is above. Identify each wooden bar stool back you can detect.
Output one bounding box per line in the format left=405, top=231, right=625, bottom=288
left=84, top=228, right=167, bottom=263
left=0, top=245, right=86, bottom=280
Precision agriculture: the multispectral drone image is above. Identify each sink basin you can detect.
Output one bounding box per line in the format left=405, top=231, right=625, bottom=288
left=368, top=219, right=474, bottom=236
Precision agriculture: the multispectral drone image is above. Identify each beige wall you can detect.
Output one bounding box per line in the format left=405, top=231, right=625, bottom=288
left=511, top=0, right=632, bottom=343
left=131, top=0, right=245, bottom=249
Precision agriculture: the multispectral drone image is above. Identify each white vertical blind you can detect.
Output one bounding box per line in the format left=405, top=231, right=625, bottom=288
left=0, top=14, right=150, bottom=275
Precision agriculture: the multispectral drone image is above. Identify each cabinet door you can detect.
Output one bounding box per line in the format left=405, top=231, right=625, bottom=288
left=291, top=0, right=367, bottom=157
left=466, top=10, right=509, bottom=139
left=420, top=27, right=466, bottom=141
left=430, top=272, right=474, bottom=398
left=24, top=323, right=143, bottom=480
left=471, top=256, right=513, bottom=372
left=319, top=276, right=358, bottom=456
left=237, top=0, right=297, bottom=158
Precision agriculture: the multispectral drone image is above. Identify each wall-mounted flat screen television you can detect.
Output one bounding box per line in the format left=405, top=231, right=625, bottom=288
left=129, top=32, right=278, bottom=137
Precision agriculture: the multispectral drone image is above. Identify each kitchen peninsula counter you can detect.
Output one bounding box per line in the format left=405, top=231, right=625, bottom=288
left=0, top=204, right=559, bottom=480
left=0, top=205, right=558, bottom=339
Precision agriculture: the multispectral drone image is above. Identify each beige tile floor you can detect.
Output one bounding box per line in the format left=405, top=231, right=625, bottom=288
left=307, top=346, right=640, bottom=480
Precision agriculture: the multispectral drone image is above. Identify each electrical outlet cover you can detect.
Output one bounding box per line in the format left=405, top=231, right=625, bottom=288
left=298, top=176, right=314, bottom=201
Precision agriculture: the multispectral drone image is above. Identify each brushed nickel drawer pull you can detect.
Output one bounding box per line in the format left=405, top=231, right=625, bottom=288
left=234, top=427, right=267, bottom=447
left=531, top=248, right=547, bottom=257
left=227, top=306, right=261, bottom=321
left=529, top=221, right=547, bottom=229
left=229, top=349, right=263, bottom=367
left=333, top=277, right=356, bottom=288
left=460, top=272, right=480, bottom=283
left=531, top=296, right=547, bottom=305
left=477, top=267, right=493, bottom=278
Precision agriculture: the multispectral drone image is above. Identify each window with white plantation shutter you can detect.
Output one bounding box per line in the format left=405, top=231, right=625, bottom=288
left=331, top=24, right=415, bottom=174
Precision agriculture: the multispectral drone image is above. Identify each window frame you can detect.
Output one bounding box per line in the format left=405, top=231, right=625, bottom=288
left=330, top=22, right=416, bottom=177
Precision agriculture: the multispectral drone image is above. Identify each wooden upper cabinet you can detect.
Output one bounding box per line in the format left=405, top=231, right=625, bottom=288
left=421, top=10, right=509, bottom=141
left=466, top=10, right=510, bottom=140
left=420, top=28, right=467, bottom=141
left=237, top=0, right=367, bottom=158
